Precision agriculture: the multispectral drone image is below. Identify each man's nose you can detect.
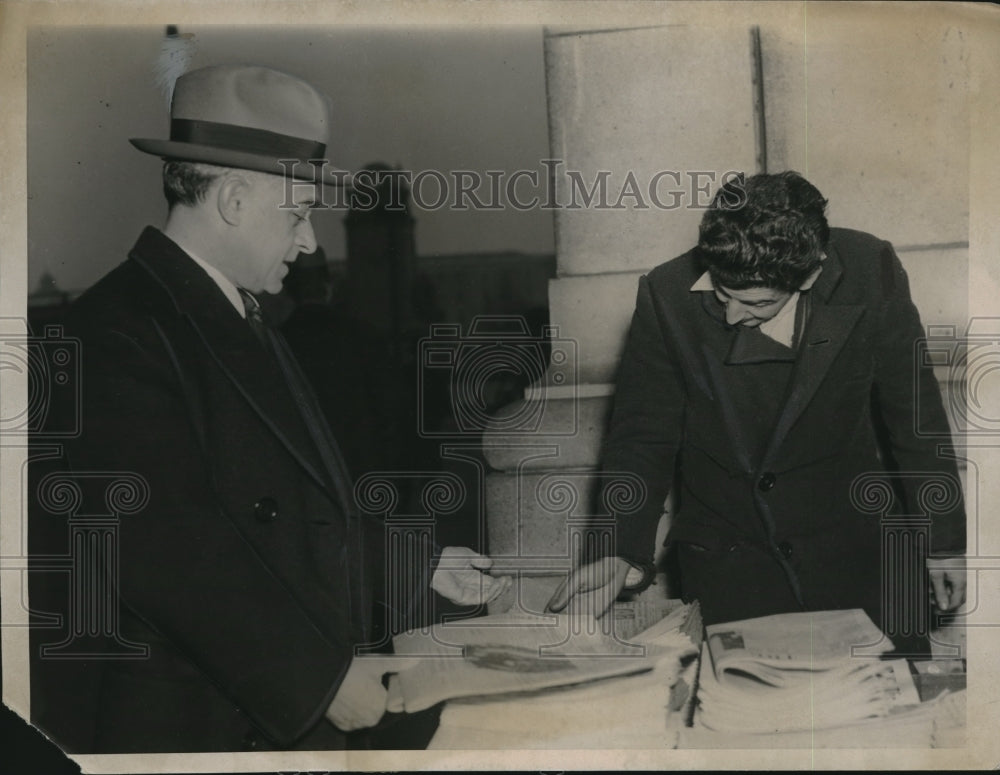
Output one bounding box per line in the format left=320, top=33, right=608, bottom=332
left=296, top=219, right=317, bottom=255
left=725, top=302, right=752, bottom=326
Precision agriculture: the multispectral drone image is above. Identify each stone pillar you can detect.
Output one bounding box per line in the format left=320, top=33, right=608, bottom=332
left=483, top=24, right=759, bottom=613
left=763, top=15, right=972, bottom=660
left=761, top=8, right=971, bottom=383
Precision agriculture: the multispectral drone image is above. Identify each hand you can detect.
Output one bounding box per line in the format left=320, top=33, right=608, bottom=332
left=545, top=556, right=632, bottom=619
left=431, top=546, right=512, bottom=606
left=325, top=656, right=390, bottom=732
left=927, top=557, right=967, bottom=612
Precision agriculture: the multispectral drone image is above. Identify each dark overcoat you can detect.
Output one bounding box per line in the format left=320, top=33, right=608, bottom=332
left=604, top=228, right=966, bottom=630
left=31, top=227, right=426, bottom=752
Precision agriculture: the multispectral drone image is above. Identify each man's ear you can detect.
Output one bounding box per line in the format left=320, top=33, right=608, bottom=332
left=216, top=172, right=251, bottom=226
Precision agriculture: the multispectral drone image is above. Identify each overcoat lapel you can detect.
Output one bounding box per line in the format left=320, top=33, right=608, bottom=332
left=699, top=340, right=754, bottom=474
left=691, top=245, right=864, bottom=473
left=762, top=245, right=864, bottom=464
left=691, top=293, right=756, bottom=473
left=725, top=326, right=797, bottom=365
left=129, top=228, right=343, bottom=508
left=761, top=305, right=864, bottom=462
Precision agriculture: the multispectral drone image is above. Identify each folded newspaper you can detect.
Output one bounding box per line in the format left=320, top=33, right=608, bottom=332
left=705, top=608, right=893, bottom=682
left=681, top=687, right=961, bottom=749
left=418, top=601, right=702, bottom=748
left=694, top=608, right=919, bottom=735
left=391, top=602, right=698, bottom=714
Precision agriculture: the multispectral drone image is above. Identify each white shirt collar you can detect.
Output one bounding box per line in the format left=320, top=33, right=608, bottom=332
left=757, top=290, right=800, bottom=348
left=689, top=260, right=824, bottom=349
left=169, top=236, right=247, bottom=318
left=689, top=272, right=715, bottom=292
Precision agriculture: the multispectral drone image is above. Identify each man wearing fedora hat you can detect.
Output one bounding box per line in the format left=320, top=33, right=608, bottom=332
left=37, top=64, right=509, bottom=752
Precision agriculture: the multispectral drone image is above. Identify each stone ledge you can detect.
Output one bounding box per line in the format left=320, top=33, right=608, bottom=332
left=481, top=392, right=614, bottom=472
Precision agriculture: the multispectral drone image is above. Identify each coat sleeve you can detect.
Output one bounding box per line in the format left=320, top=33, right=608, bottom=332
left=871, top=242, right=966, bottom=555
left=599, top=274, right=687, bottom=566
left=62, top=321, right=352, bottom=748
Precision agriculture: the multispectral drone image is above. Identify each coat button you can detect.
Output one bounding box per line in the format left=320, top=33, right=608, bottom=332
left=757, top=472, right=776, bottom=492
left=778, top=541, right=793, bottom=559
left=254, top=497, right=279, bottom=523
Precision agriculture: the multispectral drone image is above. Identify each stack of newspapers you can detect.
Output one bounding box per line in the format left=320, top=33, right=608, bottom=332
left=388, top=598, right=702, bottom=749
left=683, top=608, right=950, bottom=747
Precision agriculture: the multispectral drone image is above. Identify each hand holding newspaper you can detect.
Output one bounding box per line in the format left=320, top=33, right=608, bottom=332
left=390, top=612, right=654, bottom=712
left=389, top=601, right=699, bottom=714
left=404, top=600, right=701, bottom=749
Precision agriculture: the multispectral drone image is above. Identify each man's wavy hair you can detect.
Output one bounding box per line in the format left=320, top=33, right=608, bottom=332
left=696, top=171, right=829, bottom=293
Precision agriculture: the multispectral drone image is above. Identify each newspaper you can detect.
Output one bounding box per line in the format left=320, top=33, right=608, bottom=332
left=424, top=603, right=700, bottom=748
left=684, top=673, right=960, bottom=749
left=694, top=609, right=916, bottom=735
left=390, top=612, right=662, bottom=712
left=705, top=608, right=893, bottom=686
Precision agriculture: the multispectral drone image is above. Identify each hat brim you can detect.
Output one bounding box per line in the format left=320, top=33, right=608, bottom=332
left=130, top=138, right=352, bottom=187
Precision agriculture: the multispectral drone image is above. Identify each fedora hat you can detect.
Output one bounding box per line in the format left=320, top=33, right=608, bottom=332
left=131, top=64, right=350, bottom=186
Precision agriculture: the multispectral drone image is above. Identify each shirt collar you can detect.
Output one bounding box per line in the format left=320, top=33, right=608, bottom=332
left=169, top=237, right=247, bottom=318
left=757, top=287, right=800, bottom=347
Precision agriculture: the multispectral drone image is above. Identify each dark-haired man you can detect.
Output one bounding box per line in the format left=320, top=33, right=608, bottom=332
left=35, top=64, right=509, bottom=753
left=549, top=171, right=966, bottom=646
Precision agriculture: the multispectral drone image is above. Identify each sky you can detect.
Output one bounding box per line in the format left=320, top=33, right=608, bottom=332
left=27, top=25, right=555, bottom=293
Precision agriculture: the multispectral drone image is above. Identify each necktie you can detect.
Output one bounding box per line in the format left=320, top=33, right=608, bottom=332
left=237, top=288, right=355, bottom=513
left=238, top=288, right=270, bottom=350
